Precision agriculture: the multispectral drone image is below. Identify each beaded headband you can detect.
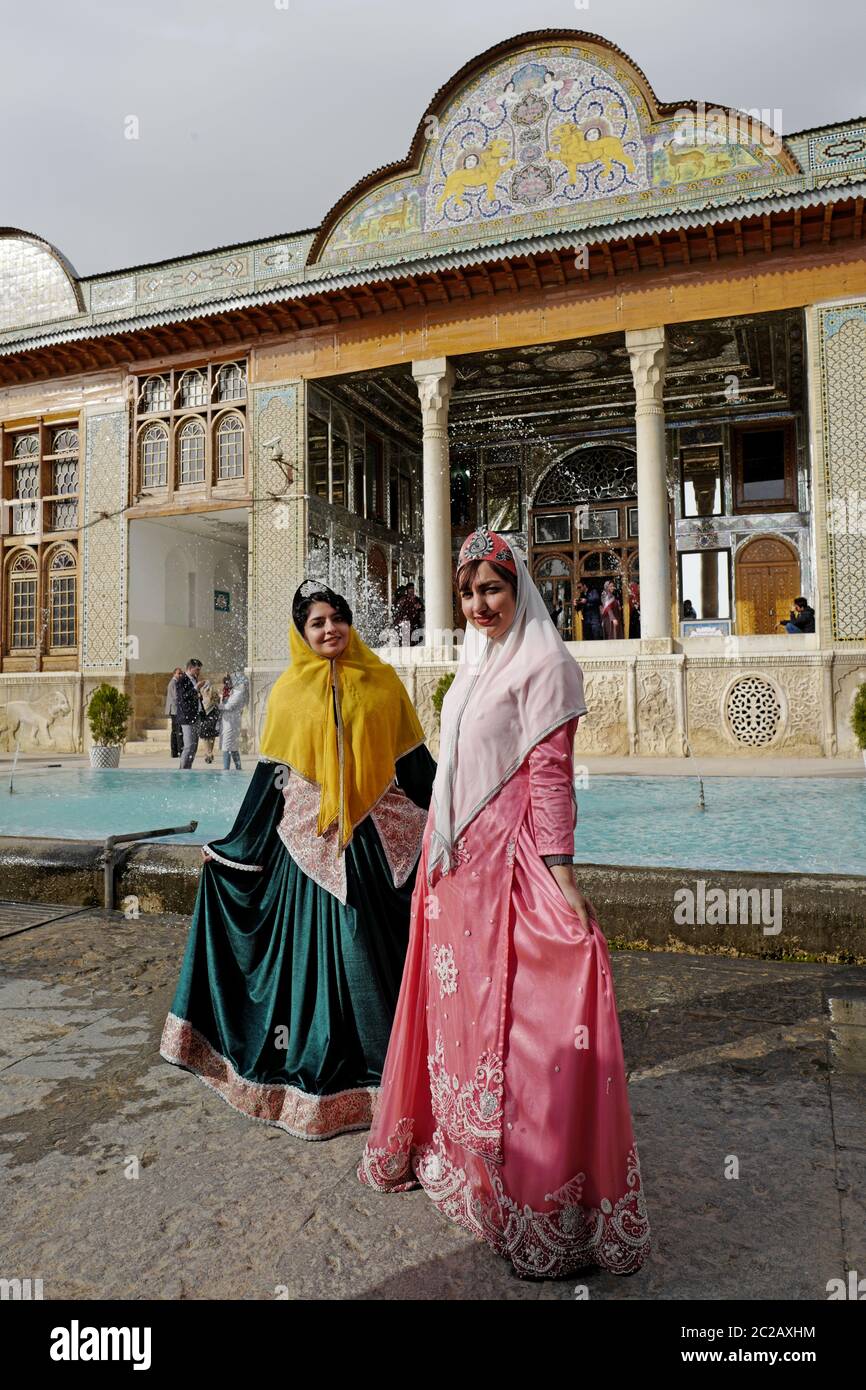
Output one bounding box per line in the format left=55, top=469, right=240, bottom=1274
left=457, top=525, right=517, bottom=576
left=298, top=579, right=324, bottom=598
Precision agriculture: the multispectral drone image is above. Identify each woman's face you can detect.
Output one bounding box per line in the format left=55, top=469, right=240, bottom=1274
left=304, top=601, right=350, bottom=658
left=459, top=561, right=516, bottom=640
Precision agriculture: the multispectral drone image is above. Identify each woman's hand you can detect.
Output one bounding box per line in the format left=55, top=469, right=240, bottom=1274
left=548, top=863, right=595, bottom=931
left=201, top=846, right=213, bottom=863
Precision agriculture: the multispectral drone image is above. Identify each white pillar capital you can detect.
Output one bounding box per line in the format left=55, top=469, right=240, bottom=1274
left=626, top=326, right=667, bottom=411
left=412, top=359, right=455, bottom=429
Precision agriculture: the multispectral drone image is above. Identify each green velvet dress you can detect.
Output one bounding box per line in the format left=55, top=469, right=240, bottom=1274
left=160, top=742, right=436, bottom=1139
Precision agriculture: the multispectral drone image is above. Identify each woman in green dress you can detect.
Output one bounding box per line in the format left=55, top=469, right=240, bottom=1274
left=160, top=580, right=436, bottom=1140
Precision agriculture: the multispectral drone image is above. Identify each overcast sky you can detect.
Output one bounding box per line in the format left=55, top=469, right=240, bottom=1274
left=2, top=0, right=864, bottom=277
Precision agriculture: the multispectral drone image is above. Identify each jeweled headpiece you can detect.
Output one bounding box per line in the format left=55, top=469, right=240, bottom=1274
left=457, top=525, right=517, bottom=575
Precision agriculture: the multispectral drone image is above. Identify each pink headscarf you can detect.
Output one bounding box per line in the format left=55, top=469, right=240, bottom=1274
left=427, top=527, right=587, bottom=886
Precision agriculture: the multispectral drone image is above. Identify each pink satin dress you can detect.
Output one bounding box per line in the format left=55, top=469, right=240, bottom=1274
left=357, top=717, right=650, bottom=1279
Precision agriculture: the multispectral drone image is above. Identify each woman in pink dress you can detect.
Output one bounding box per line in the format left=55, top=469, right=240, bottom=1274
left=357, top=526, right=650, bottom=1279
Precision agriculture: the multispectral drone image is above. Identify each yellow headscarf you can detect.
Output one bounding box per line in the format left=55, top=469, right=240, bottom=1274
left=259, top=620, right=425, bottom=852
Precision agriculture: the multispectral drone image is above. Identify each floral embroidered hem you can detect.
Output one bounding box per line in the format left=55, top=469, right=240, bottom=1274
left=358, top=1120, right=650, bottom=1280
left=161, top=1013, right=378, bottom=1141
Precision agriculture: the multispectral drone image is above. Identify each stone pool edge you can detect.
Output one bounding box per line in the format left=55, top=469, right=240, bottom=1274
left=0, top=836, right=863, bottom=962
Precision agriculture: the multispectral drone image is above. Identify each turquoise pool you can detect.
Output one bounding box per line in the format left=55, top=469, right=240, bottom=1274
left=0, top=767, right=863, bottom=876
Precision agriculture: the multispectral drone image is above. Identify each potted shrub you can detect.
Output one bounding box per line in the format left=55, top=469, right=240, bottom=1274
left=851, top=681, right=866, bottom=771
left=87, top=683, right=133, bottom=768
left=431, top=671, right=456, bottom=724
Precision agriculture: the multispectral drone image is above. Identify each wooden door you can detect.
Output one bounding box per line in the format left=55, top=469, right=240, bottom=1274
left=735, top=537, right=800, bottom=635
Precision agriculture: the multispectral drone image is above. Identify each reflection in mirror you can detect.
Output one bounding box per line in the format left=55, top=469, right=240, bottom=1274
left=679, top=550, right=731, bottom=620
left=485, top=467, right=521, bottom=532
left=681, top=445, right=722, bottom=518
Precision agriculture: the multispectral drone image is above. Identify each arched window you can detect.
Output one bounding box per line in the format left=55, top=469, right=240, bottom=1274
left=49, top=428, right=79, bottom=530
left=12, top=434, right=38, bottom=458
left=12, top=434, right=39, bottom=534
left=215, top=413, right=244, bottom=480
left=177, top=370, right=208, bottom=409
left=8, top=550, right=38, bottom=649
left=52, top=428, right=78, bottom=454
left=536, top=555, right=571, bottom=577
left=534, top=446, right=637, bottom=505
left=215, top=362, right=246, bottom=402
left=47, top=547, right=77, bottom=648
left=178, top=418, right=206, bottom=484
left=140, top=423, right=169, bottom=488
left=140, top=375, right=170, bottom=414
left=133, top=360, right=247, bottom=498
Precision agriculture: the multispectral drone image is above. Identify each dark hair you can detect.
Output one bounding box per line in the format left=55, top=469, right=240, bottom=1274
left=291, top=583, right=353, bottom=634
left=187, top=658, right=202, bottom=669
left=794, top=596, right=809, bottom=607
left=455, top=557, right=517, bottom=594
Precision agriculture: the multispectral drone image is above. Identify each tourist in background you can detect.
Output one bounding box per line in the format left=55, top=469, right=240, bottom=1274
left=358, top=527, right=649, bottom=1279
left=573, top=580, right=587, bottom=639
left=218, top=672, right=248, bottom=770
left=394, top=582, right=425, bottom=645
left=581, top=583, right=604, bottom=640
left=782, top=597, right=815, bottom=633
left=601, top=578, right=623, bottom=639
left=682, top=599, right=697, bottom=620
left=628, top=580, right=641, bottom=638
left=196, top=682, right=222, bottom=764
left=165, top=667, right=183, bottom=759
left=176, top=659, right=204, bottom=770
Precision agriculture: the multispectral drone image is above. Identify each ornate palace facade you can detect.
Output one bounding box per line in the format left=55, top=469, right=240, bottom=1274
left=1, top=30, right=865, bottom=758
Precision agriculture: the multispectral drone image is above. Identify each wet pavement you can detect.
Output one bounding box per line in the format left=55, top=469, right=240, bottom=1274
left=0, top=900, right=864, bottom=1301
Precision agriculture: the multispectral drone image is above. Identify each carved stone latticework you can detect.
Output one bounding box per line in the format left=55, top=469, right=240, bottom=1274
left=725, top=675, right=782, bottom=747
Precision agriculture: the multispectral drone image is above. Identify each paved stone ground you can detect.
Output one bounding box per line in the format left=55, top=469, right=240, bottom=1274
left=0, top=902, right=864, bottom=1301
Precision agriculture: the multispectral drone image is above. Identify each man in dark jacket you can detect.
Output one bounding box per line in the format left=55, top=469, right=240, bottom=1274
left=782, top=598, right=815, bottom=634
left=177, top=659, right=204, bottom=769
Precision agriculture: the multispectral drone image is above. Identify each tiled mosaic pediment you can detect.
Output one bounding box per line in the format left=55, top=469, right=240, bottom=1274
left=312, top=36, right=800, bottom=268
